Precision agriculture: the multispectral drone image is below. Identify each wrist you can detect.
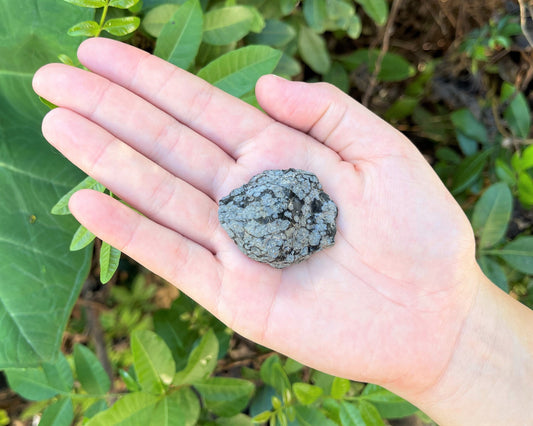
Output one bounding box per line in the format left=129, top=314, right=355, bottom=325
left=409, top=270, right=533, bottom=425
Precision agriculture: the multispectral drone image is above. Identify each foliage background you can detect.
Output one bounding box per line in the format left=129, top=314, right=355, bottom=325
left=0, top=0, right=532, bottom=425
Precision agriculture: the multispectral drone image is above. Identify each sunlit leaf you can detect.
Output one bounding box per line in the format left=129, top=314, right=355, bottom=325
left=354, top=0, right=388, bottom=25
left=102, top=16, right=140, bottom=36
left=63, top=0, right=106, bottom=7
left=74, top=344, right=111, bottom=395
left=67, top=20, right=100, bottom=37
left=203, top=6, right=255, bottom=45
left=99, top=242, right=121, bottom=284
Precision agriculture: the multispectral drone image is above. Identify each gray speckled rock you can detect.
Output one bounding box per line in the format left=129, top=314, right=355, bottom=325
left=218, top=169, right=338, bottom=268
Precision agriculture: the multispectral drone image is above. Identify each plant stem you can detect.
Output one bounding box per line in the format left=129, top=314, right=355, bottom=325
left=95, top=0, right=111, bottom=37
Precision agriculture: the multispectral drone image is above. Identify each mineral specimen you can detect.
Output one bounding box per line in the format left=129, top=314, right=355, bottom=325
left=218, top=169, right=338, bottom=268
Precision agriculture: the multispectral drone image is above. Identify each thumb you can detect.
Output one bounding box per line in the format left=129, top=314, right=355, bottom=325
left=255, top=74, right=406, bottom=161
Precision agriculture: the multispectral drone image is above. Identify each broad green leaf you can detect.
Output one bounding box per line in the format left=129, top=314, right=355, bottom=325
left=330, top=376, right=350, bottom=399
left=451, top=108, right=488, bottom=143
left=173, top=329, right=218, bottom=385
left=74, top=344, right=111, bottom=395
left=259, top=355, right=291, bottom=395
left=279, top=0, right=298, bottom=15
left=154, top=0, right=203, bottom=70
left=339, top=401, right=365, bottom=426
left=347, top=15, right=362, bottom=38
left=0, top=0, right=94, bottom=359
left=472, top=183, right=513, bottom=248
left=99, top=242, right=121, bottom=284
left=63, top=0, right=106, bottom=7
left=303, top=0, right=327, bottom=32
left=142, top=4, right=180, bottom=38
left=109, top=0, right=139, bottom=9
left=197, top=45, right=282, bottom=98
left=384, top=96, right=418, bottom=121
left=246, top=19, right=296, bottom=47
left=85, top=392, right=160, bottom=426
left=518, top=172, right=533, bottom=206
left=456, top=132, right=479, bottom=156
left=478, top=256, right=509, bottom=292
left=85, top=400, right=109, bottom=419
left=519, top=145, right=533, bottom=171
left=293, top=405, right=336, bottom=426
left=51, top=176, right=105, bottom=215
left=338, top=49, right=414, bottom=82
left=150, top=387, right=200, bottom=426
left=360, top=384, right=419, bottom=419
left=68, top=20, right=100, bottom=37
left=501, top=82, right=531, bottom=139
left=102, top=16, right=140, bottom=36
left=194, top=377, right=254, bottom=417
left=354, top=0, right=388, bottom=25
left=131, top=330, right=176, bottom=395
left=247, top=5, right=265, bottom=33
left=293, top=382, right=323, bottom=405
left=70, top=224, right=96, bottom=251
left=274, top=52, right=302, bottom=78
left=5, top=353, right=72, bottom=400
left=451, top=149, right=492, bottom=194
left=495, top=159, right=516, bottom=186
left=203, top=6, right=255, bottom=45
left=359, top=400, right=385, bottom=425
left=323, top=61, right=349, bottom=92
left=495, top=236, right=533, bottom=274
left=39, top=397, right=74, bottom=426
left=298, top=25, right=331, bottom=74
left=214, top=414, right=254, bottom=426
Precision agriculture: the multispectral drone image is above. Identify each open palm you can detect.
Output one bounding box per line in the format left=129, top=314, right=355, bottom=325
left=34, top=38, right=480, bottom=396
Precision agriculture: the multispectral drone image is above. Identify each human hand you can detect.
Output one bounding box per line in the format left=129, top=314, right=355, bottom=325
left=33, top=38, right=480, bottom=397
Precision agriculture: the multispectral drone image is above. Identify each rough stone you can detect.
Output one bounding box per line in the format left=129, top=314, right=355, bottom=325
left=218, top=169, right=338, bottom=268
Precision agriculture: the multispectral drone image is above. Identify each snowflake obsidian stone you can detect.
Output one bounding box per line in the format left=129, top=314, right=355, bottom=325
left=218, top=169, right=338, bottom=268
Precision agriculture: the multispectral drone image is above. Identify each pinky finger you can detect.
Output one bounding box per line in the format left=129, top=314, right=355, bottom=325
left=69, top=189, right=222, bottom=308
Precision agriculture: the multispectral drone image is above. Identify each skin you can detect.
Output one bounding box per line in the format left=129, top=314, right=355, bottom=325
left=33, top=38, right=533, bottom=425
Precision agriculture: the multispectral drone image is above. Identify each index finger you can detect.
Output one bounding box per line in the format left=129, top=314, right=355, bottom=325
left=77, top=38, right=274, bottom=159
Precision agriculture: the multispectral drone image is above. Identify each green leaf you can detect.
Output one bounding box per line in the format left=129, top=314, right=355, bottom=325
left=252, top=410, right=272, bottom=423
left=154, top=0, right=203, bottom=70
left=150, top=387, right=200, bottom=426
left=293, top=405, right=336, bottom=426
left=197, top=45, right=282, bottom=98
left=74, top=344, right=111, bottom=395
left=99, top=242, right=121, bottom=284
left=63, top=0, right=106, bottom=7
left=246, top=19, right=296, bottom=47
left=518, top=172, right=533, bottom=206
left=298, top=25, right=331, bottom=74
left=492, top=236, right=533, bottom=274
left=330, top=376, right=350, bottom=399
left=323, top=61, right=349, bottom=92
left=303, top=0, right=327, bottom=32
left=259, top=355, right=291, bottom=395
left=359, top=400, right=385, bottom=425
left=478, top=256, right=509, bottom=292
left=131, top=330, right=176, bottom=395
left=0, top=5, right=92, bottom=373
left=495, top=159, right=516, bottom=186
left=5, top=353, right=72, bottom=400
left=279, top=0, right=298, bottom=15
left=194, top=377, right=255, bottom=417
left=338, top=49, right=414, bottom=82
left=354, top=0, right=388, bottom=26
left=293, top=382, right=323, bottom=405
left=339, top=401, right=365, bottom=426
left=70, top=224, right=96, bottom=251
left=85, top=392, right=160, bottom=426
left=472, top=182, right=513, bottom=248
left=51, top=176, right=105, bottom=215
left=102, top=16, right=140, bottom=36
left=451, top=108, right=488, bottom=143
left=142, top=4, right=180, bottom=38
left=501, top=82, right=531, bottom=139
left=119, top=368, right=141, bottom=392
left=203, top=6, right=255, bottom=45
left=360, top=385, right=419, bottom=419
left=109, top=0, right=139, bottom=9
left=39, top=397, right=74, bottom=426
left=451, top=149, right=492, bottom=194
left=215, top=414, right=254, bottom=426
left=67, top=20, right=100, bottom=37
left=347, top=15, right=362, bottom=38
left=519, top=145, right=533, bottom=171
left=173, top=329, right=218, bottom=385
left=247, top=6, right=265, bottom=33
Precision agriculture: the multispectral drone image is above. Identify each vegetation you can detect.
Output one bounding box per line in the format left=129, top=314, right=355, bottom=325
left=0, top=0, right=531, bottom=424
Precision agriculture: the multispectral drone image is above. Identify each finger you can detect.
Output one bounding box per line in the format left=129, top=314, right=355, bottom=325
left=33, top=63, right=234, bottom=199
left=255, top=75, right=410, bottom=162
left=69, top=189, right=222, bottom=311
left=77, top=38, right=274, bottom=158
left=43, top=108, right=222, bottom=252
